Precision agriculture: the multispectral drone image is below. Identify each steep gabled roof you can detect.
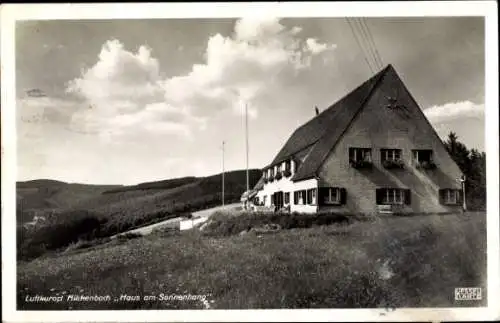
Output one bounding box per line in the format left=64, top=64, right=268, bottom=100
left=266, top=64, right=392, bottom=181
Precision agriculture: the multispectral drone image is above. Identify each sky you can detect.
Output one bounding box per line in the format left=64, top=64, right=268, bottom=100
left=16, top=17, right=485, bottom=185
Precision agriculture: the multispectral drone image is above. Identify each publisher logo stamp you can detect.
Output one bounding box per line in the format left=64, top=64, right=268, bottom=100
left=455, top=287, right=482, bottom=301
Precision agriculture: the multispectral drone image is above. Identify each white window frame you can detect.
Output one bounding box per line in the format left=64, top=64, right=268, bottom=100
left=383, top=149, right=401, bottom=162
left=324, top=188, right=341, bottom=204
left=382, top=188, right=404, bottom=205
left=352, top=148, right=372, bottom=162
left=445, top=189, right=459, bottom=204
left=413, top=150, right=433, bottom=164
left=309, top=189, right=317, bottom=205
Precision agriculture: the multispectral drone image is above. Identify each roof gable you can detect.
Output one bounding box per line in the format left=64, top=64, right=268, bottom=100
left=269, top=67, right=389, bottom=167
left=264, top=65, right=390, bottom=181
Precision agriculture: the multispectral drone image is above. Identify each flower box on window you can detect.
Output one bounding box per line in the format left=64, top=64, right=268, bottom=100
left=268, top=175, right=275, bottom=182
left=263, top=177, right=269, bottom=184
left=349, top=159, right=373, bottom=169
left=416, top=161, right=436, bottom=170
left=275, top=172, right=283, bottom=180
left=283, top=169, right=292, bottom=178
left=382, top=159, right=405, bottom=169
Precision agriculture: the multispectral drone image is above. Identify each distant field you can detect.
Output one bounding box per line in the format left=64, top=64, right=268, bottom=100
left=17, top=212, right=487, bottom=310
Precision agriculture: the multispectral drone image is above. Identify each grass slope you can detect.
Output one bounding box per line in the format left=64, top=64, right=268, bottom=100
left=17, top=212, right=486, bottom=310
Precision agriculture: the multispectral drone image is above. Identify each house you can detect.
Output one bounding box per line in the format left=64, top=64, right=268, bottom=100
left=254, top=64, right=464, bottom=214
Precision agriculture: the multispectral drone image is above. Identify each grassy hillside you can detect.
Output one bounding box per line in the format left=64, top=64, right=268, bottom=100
left=17, top=169, right=262, bottom=260
left=17, top=212, right=486, bottom=310
left=16, top=180, right=120, bottom=223
left=17, top=170, right=261, bottom=223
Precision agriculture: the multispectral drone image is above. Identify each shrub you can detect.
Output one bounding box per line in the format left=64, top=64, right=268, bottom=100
left=202, top=211, right=351, bottom=236
left=349, top=160, right=373, bottom=169
left=416, top=161, right=437, bottom=170
left=382, top=159, right=405, bottom=169
left=17, top=210, right=106, bottom=261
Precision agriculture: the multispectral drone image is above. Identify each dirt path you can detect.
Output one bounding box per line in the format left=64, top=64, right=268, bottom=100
left=112, top=203, right=241, bottom=238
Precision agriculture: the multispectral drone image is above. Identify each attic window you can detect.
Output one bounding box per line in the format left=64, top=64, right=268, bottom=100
left=413, top=150, right=436, bottom=169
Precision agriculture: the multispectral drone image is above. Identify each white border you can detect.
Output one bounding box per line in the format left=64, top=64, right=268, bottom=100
left=1, top=2, right=499, bottom=322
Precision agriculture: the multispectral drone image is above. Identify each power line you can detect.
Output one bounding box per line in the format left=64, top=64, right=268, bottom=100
left=358, top=17, right=384, bottom=68
left=354, top=18, right=382, bottom=70
left=345, top=17, right=375, bottom=74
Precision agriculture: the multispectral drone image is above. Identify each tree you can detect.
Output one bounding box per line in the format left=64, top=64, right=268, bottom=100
left=443, top=132, right=486, bottom=210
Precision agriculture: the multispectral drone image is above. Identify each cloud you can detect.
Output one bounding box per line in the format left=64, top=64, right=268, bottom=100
left=162, top=17, right=337, bottom=118
left=424, top=100, right=485, bottom=123
left=64, top=18, right=337, bottom=140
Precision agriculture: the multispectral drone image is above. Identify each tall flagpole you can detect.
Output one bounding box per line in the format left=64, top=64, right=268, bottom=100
left=222, top=140, right=225, bottom=206
left=245, top=103, right=249, bottom=194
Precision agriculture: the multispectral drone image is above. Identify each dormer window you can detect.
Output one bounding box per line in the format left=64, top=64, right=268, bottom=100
left=284, top=160, right=292, bottom=178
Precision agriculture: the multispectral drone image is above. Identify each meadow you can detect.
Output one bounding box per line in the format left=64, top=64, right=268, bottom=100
left=17, top=211, right=487, bottom=310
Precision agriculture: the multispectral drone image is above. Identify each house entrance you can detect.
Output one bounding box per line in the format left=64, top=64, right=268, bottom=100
left=273, top=191, right=284, bottom=210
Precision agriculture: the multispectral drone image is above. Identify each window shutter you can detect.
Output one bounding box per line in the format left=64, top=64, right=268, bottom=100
left=438, top=189, right=445, bottom=205
left=376, top=188, right=382, bottom=205
left=340, top=188, right=347, bottom=205
left=458, top=189, right=464, bottom=205
left=404, top=189, right=411, bottom=205
left=318, top=188, right=324, bottom=206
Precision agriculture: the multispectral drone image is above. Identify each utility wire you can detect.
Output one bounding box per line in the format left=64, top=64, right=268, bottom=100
left=359, top=17, right=384, bottom=69
left=345, top=17, right=375, bottom=74
left=354, top=18, right=382, bottom=70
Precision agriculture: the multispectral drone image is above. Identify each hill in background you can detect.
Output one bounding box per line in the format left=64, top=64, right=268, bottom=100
left=17, top=169, right=261, bottom=225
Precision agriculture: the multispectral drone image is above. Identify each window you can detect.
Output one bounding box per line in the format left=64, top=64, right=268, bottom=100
left=294, top=190, right=307, bottom=205
left=439, top=189, right=462, bottom=205
left=413, top=150, right=436, bottom=169
left=412, top=149, right=433, bottom=163
left=285, top=160, right=291, bottom=172
left=349, top=147, right=372, bottom=162
left=320, top=187, right=346, bottom=205
left=284, top=192, right=290, bottom=205
left=263, top=196, right=267, bottom=205
left=381, top=149, right=402, bottom=162
left=376, top=188, right=411, bottom=205
left=381, top=149, right=404, bottom=169
left=349, top=148, right=372, bottom=168
left=306, top=189, right=317, bottom=205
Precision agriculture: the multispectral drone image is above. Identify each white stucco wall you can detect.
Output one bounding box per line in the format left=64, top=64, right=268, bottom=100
left=255, top=169, right=318, bottom=213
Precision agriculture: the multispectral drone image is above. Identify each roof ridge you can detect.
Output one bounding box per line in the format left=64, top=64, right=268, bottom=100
left=291, top=65, right=391, bottom=181
left=267, top=64, right=392, bottom=172
left=292, top=65, right=390, bottom=134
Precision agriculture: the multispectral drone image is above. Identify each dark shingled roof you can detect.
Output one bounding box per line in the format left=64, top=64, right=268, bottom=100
left=266, top=64, right=393, bottom=182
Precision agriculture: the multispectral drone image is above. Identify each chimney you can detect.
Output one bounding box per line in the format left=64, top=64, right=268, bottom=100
left=315, top=106, right=319, bottom=116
